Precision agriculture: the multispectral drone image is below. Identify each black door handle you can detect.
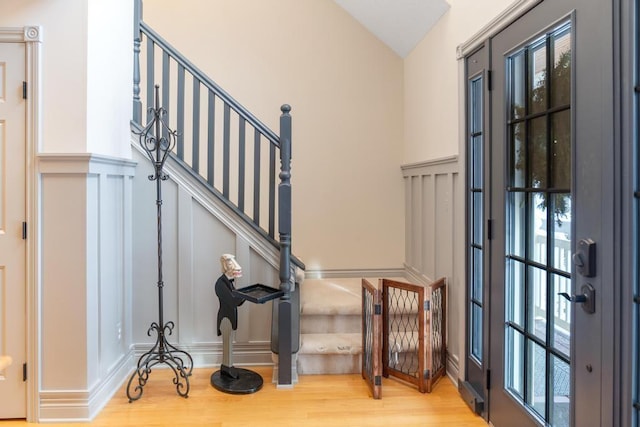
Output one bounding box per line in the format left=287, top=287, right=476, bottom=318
left=558, top=283, right=595, bottom=314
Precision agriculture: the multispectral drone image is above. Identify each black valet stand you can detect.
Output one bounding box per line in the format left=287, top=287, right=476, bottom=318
left=211, top=283, right=284, bottom=394
left=126, top=85, right=193, bottom=402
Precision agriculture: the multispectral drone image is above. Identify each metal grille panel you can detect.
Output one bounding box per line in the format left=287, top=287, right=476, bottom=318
left=361, top=279, right=382, bottom=399
left=427, top=278, right=447, bottom=392
left=383, top=279, right=427, bottom=392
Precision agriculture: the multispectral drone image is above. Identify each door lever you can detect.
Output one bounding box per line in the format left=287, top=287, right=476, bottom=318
left=558, top=283, right=595, bottom=314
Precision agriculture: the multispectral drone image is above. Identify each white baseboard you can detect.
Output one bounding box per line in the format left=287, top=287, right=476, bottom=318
left=38, top=350, right=134, bottom=422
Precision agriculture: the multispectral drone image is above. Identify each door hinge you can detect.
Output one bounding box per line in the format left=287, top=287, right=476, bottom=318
left=23, top=363, right=27, bottom=381
left=374, top=375, right=382, bottom=386
left=22, top=81, right=27, bottom=99
left=374, top=303, right=382, bottom=315
left=634, top=295, right=640, bottom=304
left=22, top=222, right=27, bottom=239
left=487, top=219, right=494, bottom=240
left=486, top=369, right=491, bottom=390
left=487, top=70, right=493, bottom=91
left=424, top=300, right=430, bottom=311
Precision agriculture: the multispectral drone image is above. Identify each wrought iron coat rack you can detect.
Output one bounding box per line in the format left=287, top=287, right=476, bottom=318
left=126, top=85, right=193, bottom=402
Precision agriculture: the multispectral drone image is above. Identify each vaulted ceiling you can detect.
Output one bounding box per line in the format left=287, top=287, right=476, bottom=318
left=333, top=0, right=451, bottom=58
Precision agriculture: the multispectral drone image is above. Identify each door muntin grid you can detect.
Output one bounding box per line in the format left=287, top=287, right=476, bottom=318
left=469, top=74, right=484, bottom=364
left=504, top=21, right=572, bottom=426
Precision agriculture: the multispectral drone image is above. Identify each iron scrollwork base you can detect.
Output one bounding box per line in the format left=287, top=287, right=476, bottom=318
left=126, top=321, right=193, bottom=402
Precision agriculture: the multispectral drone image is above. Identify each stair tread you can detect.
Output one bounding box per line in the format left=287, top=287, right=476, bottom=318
left=300, top=333, right=362, bottom=355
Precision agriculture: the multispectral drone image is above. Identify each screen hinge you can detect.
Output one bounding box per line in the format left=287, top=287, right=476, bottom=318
left=487, top=219, right=494, bottom=240
left=486, top=369, right=491, bottom=390
left=22, top=81, right=27, bottom=99
left=22, top=222, right=27, bottom=239
left=374, top=375, right=382, bottom=386
left=424, top=300, right=430, bottom=311
left=374, top=303, right=382, bottom=315
left=424, top=369, right=431, bottom=379
left=487, top=70, right=493, bottom=91
left=23, top=363, right=27, bottom=381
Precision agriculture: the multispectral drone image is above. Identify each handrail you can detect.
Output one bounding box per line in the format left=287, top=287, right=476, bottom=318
left=139, top=22, right=280, bottom=146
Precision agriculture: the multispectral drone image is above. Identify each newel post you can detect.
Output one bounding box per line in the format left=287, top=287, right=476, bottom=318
left=277, top=104, right=293, bottom=387
left=132, top=0, right=143, bottom=124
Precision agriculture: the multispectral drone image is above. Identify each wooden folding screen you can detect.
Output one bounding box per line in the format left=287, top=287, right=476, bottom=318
left=362, top=277, right=446, bottom=396
left=361, top=279, right=382, bottom=399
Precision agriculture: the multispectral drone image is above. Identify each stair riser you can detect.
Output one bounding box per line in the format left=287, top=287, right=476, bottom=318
left=297, top=354, right=361, bottom=375
left=301, top=314, right=361, bottom=334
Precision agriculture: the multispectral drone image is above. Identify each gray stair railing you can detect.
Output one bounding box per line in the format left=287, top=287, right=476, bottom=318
left=132, top=1, right=302, bottom=386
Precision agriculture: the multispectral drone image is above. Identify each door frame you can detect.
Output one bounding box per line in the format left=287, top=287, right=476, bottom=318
left=618, top=0, right=636, bottom=425
left=457, top=0, right=543, bottom=419
left=458, top=0, right=631, bottom=425
left=0, top=26, right=42, bottom=422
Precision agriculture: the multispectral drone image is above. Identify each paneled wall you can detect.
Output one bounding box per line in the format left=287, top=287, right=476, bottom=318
left=402, top=156, right=464, bottom=381
left=131, top=147, right=281, bottom=367
left=38, top=154, right=135, bottom=421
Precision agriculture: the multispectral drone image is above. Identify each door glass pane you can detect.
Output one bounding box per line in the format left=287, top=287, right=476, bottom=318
left=506, top=327, right=525, bottom=398
left=550, top=354, right=571, bottom=427
left=529, top=117, right=547, bottom=188
left=512, top=52, right=526, bottom=119
left=552, top=28, right=571, bottom=108
left=528, top=265, right=547, bottom=342
left=472, top=303, right=483, bottom=360
left=509, top=191, right=526, bottom=257
left=551, top=193, right=572, bottom=272
left=511, top=122, right=526, bottom=187
left=551, top=110, right=571, bottom=189
left=473, top=247, right=483, bottom=300
left=551, top=274, right=571, bottom=357
left=473, top=136, right=483, bottom=187
left=505, top=21, right=572, bottom=425
left=507, top=259, right=525, bottom=327
left=530, top=193, right=547, bottom=265
left=527, top=339, right=547, bottom=418
left=528, top=38, right=547, bottom=114
left=473, top=191, right=483, bottom=245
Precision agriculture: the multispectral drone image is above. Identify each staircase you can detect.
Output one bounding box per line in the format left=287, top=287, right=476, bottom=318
left=298, top=278, right=364, bottom=374
left=297, top=276, right=408, bottom=375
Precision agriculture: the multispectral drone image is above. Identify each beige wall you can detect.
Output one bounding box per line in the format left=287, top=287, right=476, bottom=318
left=403, top=0, right=515, bottom=163
left=0, top=0, right=132, bottom=157
left=143, top=0, right=405, bottom=272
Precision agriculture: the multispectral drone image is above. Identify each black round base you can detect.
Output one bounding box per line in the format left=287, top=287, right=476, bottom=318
left=211, top=367, right=263, bottom=394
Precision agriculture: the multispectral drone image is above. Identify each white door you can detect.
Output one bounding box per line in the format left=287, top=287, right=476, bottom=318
left=0, top=42, right=27, bottom=419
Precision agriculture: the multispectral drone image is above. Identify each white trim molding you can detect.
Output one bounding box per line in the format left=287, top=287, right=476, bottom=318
left=0, top=26, right=42, bottom=423
left=456, top=0, right=542, bottom=58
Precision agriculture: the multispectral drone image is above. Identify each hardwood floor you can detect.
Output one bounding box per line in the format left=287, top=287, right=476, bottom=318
left=1, top=367, right=487, bottom=426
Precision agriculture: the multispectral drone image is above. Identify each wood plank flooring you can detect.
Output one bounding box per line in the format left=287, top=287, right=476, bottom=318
left=1, top=367, right=488, bottom=426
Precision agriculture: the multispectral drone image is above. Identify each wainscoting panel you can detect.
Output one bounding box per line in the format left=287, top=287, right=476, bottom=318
left=131, top=145, right=282, bottom=367
left=37, top=153, right=136, bottom=421
left=402, top=156, right=462, bottom=381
